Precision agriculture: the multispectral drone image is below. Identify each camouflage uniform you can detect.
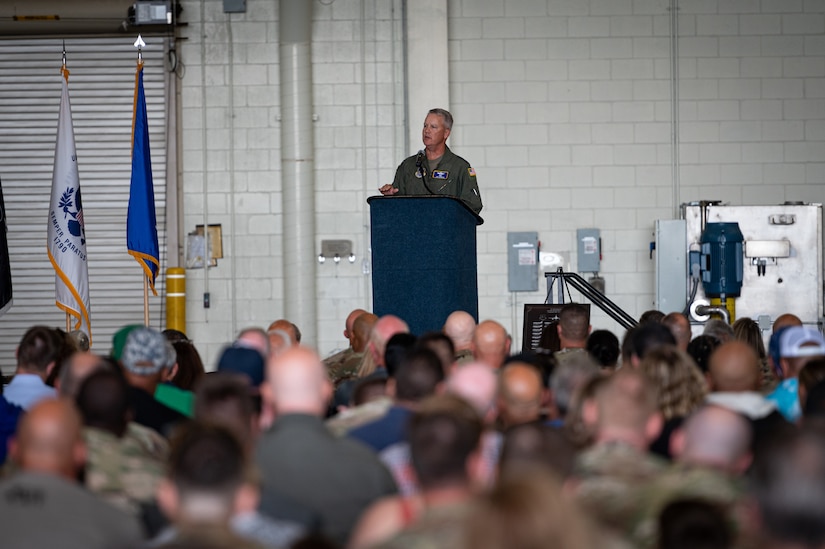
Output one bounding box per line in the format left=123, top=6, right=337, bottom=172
left=554, top=347, right=587, bottom=366
left=154, top=523, right=268, bottom=549
left=329, top=351, right=365, bottom=387
left=571, top=442, right=668, bottom=539
left=83, top=422, right=169, bottom=515
left=372, top=503, right=472, bottom=549
left=325, top=396, right=393, bottom=437
left=324, top=347, right=353, bottom=380
left=630, top=464, right=752, bottom=549
left=454, top=349, right=474, bottom=365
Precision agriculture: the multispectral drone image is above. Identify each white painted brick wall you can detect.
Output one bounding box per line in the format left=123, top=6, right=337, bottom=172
left=177, top=0, right=825, bottom=363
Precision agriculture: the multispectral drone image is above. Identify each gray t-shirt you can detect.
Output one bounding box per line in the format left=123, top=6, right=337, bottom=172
left=0, top=471, right=143, bottom=549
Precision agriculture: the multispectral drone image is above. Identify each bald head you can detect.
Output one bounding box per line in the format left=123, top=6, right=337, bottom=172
left=57, top=351, right=109, bottom=399
left=708, top=341, right=761, bottom=393
left=498, top=363, right=544, bottom=428
left=12, top=399, right=85, bottom=479
left=773, top=313, right=802, bottom=333
left=265, top=346, right=331, bottom=416
left=267, top=328, right=293, bottom=359
left=236, top=327, right=270, bottom=358
left=344, top=309, right=368, bottom=341
left=444, top=311, right=476, bottom=351
left=675, top=405, right=752, bottom=474
left=351, top=313, right=378, bottom=354
left=472, top=320, right=511, bottom=369
left=447, top=361, right=498, bottom=423
left=662, top=312, right=692, bottom=352
left=368, top=315, right=410, bottom=365
left=267, top=319, right=300, bottom=344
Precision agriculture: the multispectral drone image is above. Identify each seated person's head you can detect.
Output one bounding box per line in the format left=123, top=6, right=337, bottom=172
left=158, top=422, right=254, bottom=525
left=408, top=394, right=484, bottom=490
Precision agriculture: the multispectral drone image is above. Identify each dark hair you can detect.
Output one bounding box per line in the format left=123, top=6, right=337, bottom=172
left=639, top=309, right=665, bottom=324
left=170, top=339, right=206, bottom=391
left=76, top=369, right=130, bottom=437
left=416, top=331, right=455, bottom=373
left=168, top=422, right=246, bottom=496
left=194, top=373, right=256, bottom=450
left=499, top=421, right=577, bottom=480
left=751, top=429, right=825, bottom=547
left=658, top=499, right=732, bottom=549
left=409, top=395, right=483, bottom=489
left=586, top=329, right=620, bottom=368
left=18, top=326, right=63, bottom=374
left=687, top=335, right=721, bottom=374
left=352, top=377, right=387, bottom=407
left=163, top=329, right=190, bottom=344
left=559, top=304, right=589, bottom=341
left=47, top=328, right=78, bottom=386
left=621, top=322, right=677, bottom=364
left=384, top=332, right=418, bottom=378
left=395, top=348, right=445, bottom=402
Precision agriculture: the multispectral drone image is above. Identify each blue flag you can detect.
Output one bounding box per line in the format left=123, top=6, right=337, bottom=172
left=127, top=61, right=159, bottom=295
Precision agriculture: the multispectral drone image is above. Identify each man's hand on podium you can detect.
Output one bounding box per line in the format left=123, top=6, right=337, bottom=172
left=378, top=184, right=399, bottom=196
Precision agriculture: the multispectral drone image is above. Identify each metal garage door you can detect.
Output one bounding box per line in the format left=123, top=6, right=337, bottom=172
left=0, top=37, right=169, bottom=374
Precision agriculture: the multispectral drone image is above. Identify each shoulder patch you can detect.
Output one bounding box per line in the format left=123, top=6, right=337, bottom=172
left=468, top=167, right=476, bottom=177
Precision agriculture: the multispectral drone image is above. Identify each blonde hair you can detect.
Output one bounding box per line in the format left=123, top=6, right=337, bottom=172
left=639, top=345, right=707, bottom=420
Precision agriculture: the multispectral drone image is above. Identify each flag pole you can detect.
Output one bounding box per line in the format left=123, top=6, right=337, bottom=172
left=62, top=42, right=70, bottom=336
left=143, top=277, right=149, bottom=326
left=136, top=34, right=149, bottom=328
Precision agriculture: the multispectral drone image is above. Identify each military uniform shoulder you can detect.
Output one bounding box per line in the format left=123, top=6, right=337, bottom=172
left=454, top=349, right=474, bottom=365
left=575, top=442, right=667, bottom=479
left=444, top=146, right=472, bottom=168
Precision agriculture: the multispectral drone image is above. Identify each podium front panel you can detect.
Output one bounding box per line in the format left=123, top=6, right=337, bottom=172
left=369, top=196, right=479, bottom=335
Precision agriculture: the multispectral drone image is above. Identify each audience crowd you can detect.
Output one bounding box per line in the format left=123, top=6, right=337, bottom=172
left=0, top=304, right=824, bottom=549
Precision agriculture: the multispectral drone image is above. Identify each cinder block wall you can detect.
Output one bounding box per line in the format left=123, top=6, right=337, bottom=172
left=179, top=0, right=825, bottom=366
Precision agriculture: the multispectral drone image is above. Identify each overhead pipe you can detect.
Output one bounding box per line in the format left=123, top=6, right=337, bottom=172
left=279, top=0, right=317, bottom=345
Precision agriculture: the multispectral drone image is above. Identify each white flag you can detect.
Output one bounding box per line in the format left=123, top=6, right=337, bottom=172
left=47, top=74, right=91, bottom=343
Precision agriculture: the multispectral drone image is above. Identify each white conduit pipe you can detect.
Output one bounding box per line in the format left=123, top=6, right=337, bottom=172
left=279, top=0, right=317, bottom=344
left=669, top=0, right=681, bottom=217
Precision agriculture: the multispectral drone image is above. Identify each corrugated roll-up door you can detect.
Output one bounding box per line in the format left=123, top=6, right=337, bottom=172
left=0, top=37, right=169, bottom=374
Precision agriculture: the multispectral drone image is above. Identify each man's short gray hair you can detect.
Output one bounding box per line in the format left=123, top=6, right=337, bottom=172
left=428, top=108, right=453, bottom=131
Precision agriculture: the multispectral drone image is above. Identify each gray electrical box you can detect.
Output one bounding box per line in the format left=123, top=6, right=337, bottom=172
left=654, top=219, right=687, bottom=314
left=507, top=232, right=539, bottom=292
left=576, top=228, right=601, bottom=273
left=223, top=0, right=246, bottom=13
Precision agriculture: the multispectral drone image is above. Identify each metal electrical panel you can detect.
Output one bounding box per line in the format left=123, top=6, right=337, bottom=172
left=655, top=219, right=687, bottom=314
left=576, top=228, right=601, bottom=273
left=223, top=0, right=246, bottom=13
left=507, top=232, right=539, bottom=292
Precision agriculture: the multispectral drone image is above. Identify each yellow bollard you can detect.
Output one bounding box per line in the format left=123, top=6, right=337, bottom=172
left=166, top=267, right=186, bottom=334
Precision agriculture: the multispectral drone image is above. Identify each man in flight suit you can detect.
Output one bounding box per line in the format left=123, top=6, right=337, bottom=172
left=379, top=108, right=483, bottom=215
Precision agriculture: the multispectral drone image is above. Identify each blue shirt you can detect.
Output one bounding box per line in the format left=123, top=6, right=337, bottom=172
left=4, top=374, right=55, bottom=410
left=766, top=378, right=800, bottom=422
left=0, top=396, right=23, bottom=464
left=348, top=406, right=413, bottom=453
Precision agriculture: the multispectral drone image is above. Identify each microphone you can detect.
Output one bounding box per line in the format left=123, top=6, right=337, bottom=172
left=415, top=150, right=425, bottom=177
